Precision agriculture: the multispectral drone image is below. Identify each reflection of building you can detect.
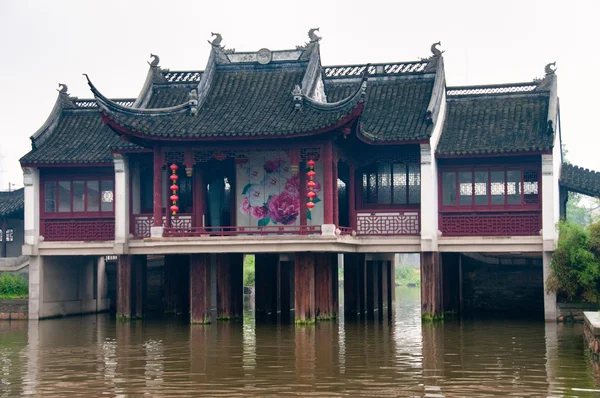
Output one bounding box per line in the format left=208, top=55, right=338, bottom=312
left=0, top=188, right=24, bottom=258
left=18, top=31, right=599, bottom=322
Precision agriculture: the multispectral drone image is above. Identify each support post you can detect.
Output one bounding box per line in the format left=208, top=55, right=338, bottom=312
left=348, top=165, right=356, bottom=232
left=380, top=260, right=388, bottom=316
left=343, top=253, right=365, bottom=318
left=441, top=253, right=460, bottom=316
left=190, top=253, right=211, bottom=324
left=421, top=252, right=443, bottom=320
left=117, top=255, right=132, bottom=320
left=278, top=260, right=294, bottom=321
left=315, top=253, right=336, bottom=320
left=366, top=260, right=379, bottom=318
left=333, top=154, right=339, bottom=227
left=133, top=255, right=147, bottom=319
left=194, top=164, right=205, bottom=229
left=322, top=141, right=334, bottom=225
left=255, top=253, right=279, bottom=321
left=299, top=161, right=307, bottom=226
left=113, top=154, right=129, bottom=253
left=295, top=252, right=316, bottom=324
left=152, top=146, right=163, bottom=237
left=217, top=253, right=243, bottom=320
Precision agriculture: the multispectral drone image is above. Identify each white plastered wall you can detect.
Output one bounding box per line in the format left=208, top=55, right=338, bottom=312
left=113, top=154, right=130, bottom=254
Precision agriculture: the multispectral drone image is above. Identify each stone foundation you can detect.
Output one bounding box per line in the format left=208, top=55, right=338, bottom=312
left=584, top=312, right=600, bottom=361
left=0, top=299, right=28, bottom=320
left=558, top=302, right=599, bottom=323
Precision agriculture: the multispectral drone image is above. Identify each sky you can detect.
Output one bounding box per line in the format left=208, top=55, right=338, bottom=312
left=0, top=0, right=598, bottom=190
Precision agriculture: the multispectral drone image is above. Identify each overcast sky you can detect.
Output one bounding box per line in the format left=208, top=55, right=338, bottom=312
left=0, top=0, right=598, bottom=190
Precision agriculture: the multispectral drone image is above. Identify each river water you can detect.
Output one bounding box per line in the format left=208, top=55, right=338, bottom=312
left=0, top=287, right=599, bottom=397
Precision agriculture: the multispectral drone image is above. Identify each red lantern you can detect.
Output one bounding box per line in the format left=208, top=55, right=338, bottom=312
left=170, top=194, right=179, bottom=202
left=170, top=205, right=179, bottom=213
left=170, top=164, right=178, bottom=171
left=170, top=184, right=179, bottom=191
left=307, top=181, right=316, bottom=188
left=307, top=159, right=315, bottom=167
left=306, top=201, right=315, bottom=209
left=169, top=174, right=179, bottom=181
left=307, top=170, right=316, bottom=178
left=307, top=191, right=316, bottom=199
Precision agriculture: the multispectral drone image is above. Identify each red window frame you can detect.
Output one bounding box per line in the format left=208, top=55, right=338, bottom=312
left=438, top=165, right=541, bottom=213
left=357, top=162, right=421, bottom=210
left=41, top=176, right=115, bottom=219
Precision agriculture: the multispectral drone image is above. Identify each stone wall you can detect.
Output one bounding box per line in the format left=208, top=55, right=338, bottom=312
left=584, top=312, right=600, bottom=361
left=0, top=299, right=28, bottom=320
left=557, top=302, right=600, bottom=323
left=461, top=254, right=544, bottom=317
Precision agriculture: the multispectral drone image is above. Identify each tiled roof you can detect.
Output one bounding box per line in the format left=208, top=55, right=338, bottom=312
left=20, top=109, right=143, bottom=165
left=0, top=189, right=24, bottom=217
left=560, top=163, right=600, bottom=198
left=324, top=76, right=435, bottom=142
left=437, top=86, right=553, bottom=156
left=146, top=85, right=194, bottom=109
left=97, top=64, right=365, bottom=140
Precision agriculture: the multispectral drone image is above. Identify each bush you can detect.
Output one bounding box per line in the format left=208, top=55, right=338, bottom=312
left=395, top=265, right=420, bottom=286
left=547, top=220, right=600, bottom=303
left=0, top=273, right=28, bottom=299
left=243, top=255, right=255, bottom=287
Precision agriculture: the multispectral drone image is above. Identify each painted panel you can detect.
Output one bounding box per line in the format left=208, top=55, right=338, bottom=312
left=236, top=151, right=323, bottom=227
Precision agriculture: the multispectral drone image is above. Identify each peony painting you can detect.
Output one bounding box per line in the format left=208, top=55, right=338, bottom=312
left=237, top=152, right=322, bottom=227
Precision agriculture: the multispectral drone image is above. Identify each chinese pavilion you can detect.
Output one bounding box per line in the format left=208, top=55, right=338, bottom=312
left=18, top=30, right=597, bottom=323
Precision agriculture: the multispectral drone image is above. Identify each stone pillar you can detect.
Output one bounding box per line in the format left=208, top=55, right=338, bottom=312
left=96, top=256, right=109, bottom=313
left=133, top=255, right=147, bottom=319
left=28, top=255, right=44, bottom=320
left=190, top=253, right=211, bottom=324
left=295, top=252, right=316, bottom=324
left=117, top=255, right=132, bottom=320
left=216, top=253, right=243, bottom=320
left=113, top=154, right=129, bottom=253
left=322, top=141, right=334, bottom=225
left=255, top=253, right=279, bottom=321
left=421, top=252, right=443, bottom=320
left=151, top=146, right=164, bottom=237
left=22, top=167, right=40, bottom=248
left=542, top=153, right=558, bottom=321
left=543, top=252, right=557, bottom=321
left=343, top=253, right=365, bottom=318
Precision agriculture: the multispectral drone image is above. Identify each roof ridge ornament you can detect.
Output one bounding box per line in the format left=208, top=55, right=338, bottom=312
left=297, top=28, right=322, bottom=61
left=308, top=28, right=321, bottom=43
left=208, top=32, right=234, bottom=64
left=189, top=89, right=198, bottom=115
left=423, top=42, right=444, bottom=72
left=292, top=84, right=303, bottom=111
left=56, top=83, right=78, bottom=108
left=148, top=53, right=160, bottom=68
left=534, top=62, right=557, bottom=90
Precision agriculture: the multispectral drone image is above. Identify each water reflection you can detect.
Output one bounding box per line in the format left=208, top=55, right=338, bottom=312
left=0, top=287, right=597, bottom=396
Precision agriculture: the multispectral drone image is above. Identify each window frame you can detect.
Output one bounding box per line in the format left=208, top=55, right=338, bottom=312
left=439, top=165, right=541, bottom=212
left=358, top=162, right=421, bottom=210
left=41, top=176, right=116, bottom=219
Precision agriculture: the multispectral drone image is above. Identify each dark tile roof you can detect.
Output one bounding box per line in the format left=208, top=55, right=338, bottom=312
left=560, top=163, right=600, bottom=198
left=98, top=64, right=364, bottom=140
left=20, top=109, right=143, bottom=165
left=325, top=76, right=435, bottom=142
left=146, top=85, right=195, bottom=109
left=0, top=188, right=24, bottom=217
left=437, top=89, right=553, bottom=156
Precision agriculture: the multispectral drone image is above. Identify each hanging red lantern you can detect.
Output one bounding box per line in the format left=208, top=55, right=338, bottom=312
left=306, top=158, right=317, bottom=214
left=307, top=191, right=316, bottom=199
left=306, top=201, right=315, bottom=209
left=170, top=163, right=179, bottom=216
left=170, top=194, right=179, bottom=202
left=307, top=181, right=316, bottom=188
left=170, top=184, right=179, bottom=191
left=170, top=174, right=179, bottom=181
left=307, top=170, right=316, bottom=178
left=170, top=205, right=179, bottom=213
left=170, top=164, right=179, bottom=171
left=307, top=159, right=315, bottom=167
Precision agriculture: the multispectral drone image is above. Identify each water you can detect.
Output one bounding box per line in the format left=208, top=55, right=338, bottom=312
left=0, top=287, right=599, bottom=397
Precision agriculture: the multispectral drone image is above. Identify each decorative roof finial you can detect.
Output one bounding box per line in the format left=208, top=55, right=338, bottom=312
left=291, top=84, right=303, bottom=111
left=209, top=32, right=223, bottom=47
left=57, top=83, right=69, bottom=95
left=189, top=89, right=198, bottom=115
left=431, top=42, right=444, bottom=57
left=545, top=62, right=557, bottom=76
left=148, top=53, right=160, bottom=68
left=308, top=28, right=321, bottom=43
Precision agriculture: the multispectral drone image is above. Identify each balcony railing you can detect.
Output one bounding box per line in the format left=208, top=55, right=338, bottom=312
left=132, top=214, right=193, bottom=238
left=42, top=218, right=115, bottom=241
left=163, top=225, right=322, bottom=237
left=355, top=210, right=420, bottom=236
left=439, top=211, right=541, bottom=237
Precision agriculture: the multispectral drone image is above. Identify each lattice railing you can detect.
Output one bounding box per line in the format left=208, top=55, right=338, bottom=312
left=446, top=83, right=538, bottom=96
left=440, top=212, right=541, bottom=236
left=74, top=99, right=135, bottom=108
left=161, top=71, right=203, bottom=83
left=132, top=214, right=193, bottom=238
left=323, top=61, right=428, bottom=78
left=356, top=211, right=420, bottom=236
left=42, top=219, right=115, bottom=241
left=164, top=225, right=322, bottom=237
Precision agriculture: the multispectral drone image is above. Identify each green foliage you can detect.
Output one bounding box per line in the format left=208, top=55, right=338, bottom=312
left=243, top=255, right=255, bottom=287
left=547, top=220, right=600, bottom=303
left=395, top=265, right=420, bottom=286
left=0, top=273, right=28, bottom=299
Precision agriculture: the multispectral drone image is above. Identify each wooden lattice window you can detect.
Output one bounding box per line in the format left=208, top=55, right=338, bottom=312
left=360, top=163, right=420, bottom=208
left=42, top=177, right=115, bottom=217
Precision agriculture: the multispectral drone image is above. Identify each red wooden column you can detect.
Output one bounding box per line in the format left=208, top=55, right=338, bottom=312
left=315, top=253, right=333, bottom=320
left=216, top=253, right=243, bottom=320
left=421, top=252, right=443, bottom=319
left=117, top=255, right=132, bottom=320
left=333, top=153, right=339, bottom=227
left=152, top=146, right=163, bottom=228
left=299, top=161, right=307, bottom=226
left=348, top=165, right=357, bottom=231
left=190, top=253, right=211, bottom=324
left=194, top=164, right=205, bottom=229
left=322, top=141, right=334, bottom=225
left=295, top=252, right=316, bottom=324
